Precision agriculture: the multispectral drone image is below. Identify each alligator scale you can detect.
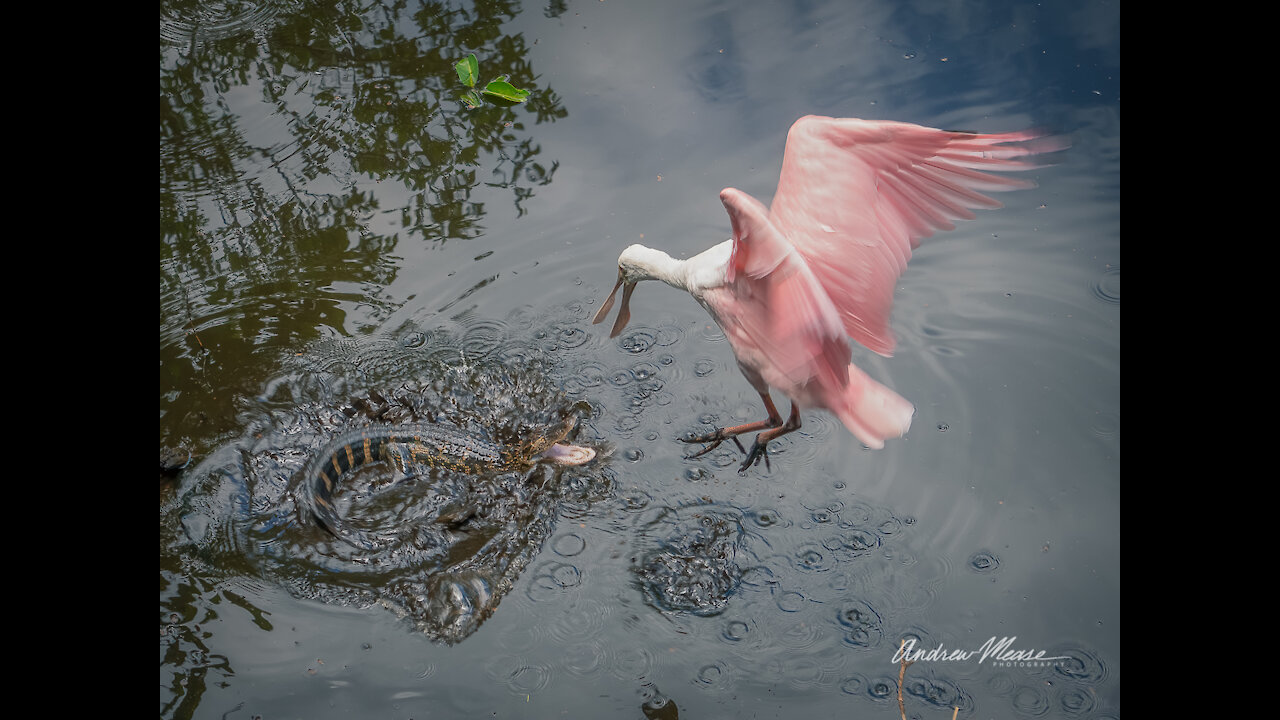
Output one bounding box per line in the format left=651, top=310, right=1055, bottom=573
left=303, top=416, right=595, bottom=549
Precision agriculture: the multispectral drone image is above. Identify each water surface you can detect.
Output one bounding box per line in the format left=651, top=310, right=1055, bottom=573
left=160, top=1, right=1120, bottom=717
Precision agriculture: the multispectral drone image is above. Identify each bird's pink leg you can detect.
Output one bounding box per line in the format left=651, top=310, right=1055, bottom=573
left=683, top=392, right=784, bottom=454
left=682, top=393, right=802, bottom=473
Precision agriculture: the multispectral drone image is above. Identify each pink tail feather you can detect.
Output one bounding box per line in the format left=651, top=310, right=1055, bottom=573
left=831, top=363, right=915, bottom=449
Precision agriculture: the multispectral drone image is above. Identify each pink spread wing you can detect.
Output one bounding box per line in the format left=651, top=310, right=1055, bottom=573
left=719, top=188, right=849, bottom=391
left=767, top=116, right=1067, bottom=356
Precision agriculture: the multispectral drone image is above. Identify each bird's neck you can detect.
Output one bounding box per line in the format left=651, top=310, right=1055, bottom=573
left=632, top=246, right=693, bottom=290
left=627, top=241, right=732, bottom=293
left=679, top=240, right=733, bottom=292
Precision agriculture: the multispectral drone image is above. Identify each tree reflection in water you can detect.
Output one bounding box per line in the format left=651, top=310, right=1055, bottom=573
left=160, top=0, right=568, bottom=453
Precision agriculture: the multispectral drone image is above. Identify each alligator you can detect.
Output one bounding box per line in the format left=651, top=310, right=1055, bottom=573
left=303, top=415, right=595, bottom=549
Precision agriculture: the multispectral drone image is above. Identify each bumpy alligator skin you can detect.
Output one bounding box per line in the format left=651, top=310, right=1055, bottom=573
left=304, top=417, right=592, bottom=549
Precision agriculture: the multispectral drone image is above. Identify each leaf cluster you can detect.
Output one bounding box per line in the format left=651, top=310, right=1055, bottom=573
left=454, top=53, right=531, bottom=108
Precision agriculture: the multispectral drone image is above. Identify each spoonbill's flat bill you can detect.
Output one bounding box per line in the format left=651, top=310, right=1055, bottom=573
left=593, top=115, right=1066, bottom=473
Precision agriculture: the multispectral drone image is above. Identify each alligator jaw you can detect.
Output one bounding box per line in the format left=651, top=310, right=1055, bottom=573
left=532, top=414, right=594, bottom=465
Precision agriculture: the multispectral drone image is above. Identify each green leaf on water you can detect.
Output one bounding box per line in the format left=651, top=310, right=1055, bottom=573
left=482, top=80, right=530, bottom=103
left=455, top=54, right=479, bottom=87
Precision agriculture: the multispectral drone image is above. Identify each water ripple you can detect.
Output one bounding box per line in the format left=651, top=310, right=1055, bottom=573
left=630, top=361, right=662, bottom=382
left=1010, top=684, right=1051, bottom=715
left=840, top=673, right=870, bottom=696
left=968, top=549, right=1002, bottom=574
left=561, top=641, right=608, bottom=678
left=839, top=501, right=875, bottom=526
left=552, top=532, right=587, bottom=557
left=615, top=326, right=658, bottom=354
left=399, top=329, right=429, bottom=348
left=692, top=661, right=731, bottom=690
left=693, top=357, right=718, bottom=377
left=493, top=614, right=543, bottom=654
left=1091, top=265, right=1120, bottom=304
left=774, top=590, right=808, bottom=613
left=524, top=561, right=584, bottom=604
left=459, top=318, right=508, bottom=358
left=746, top=507, right=788, bottom=530
left=1050, top=644, right=1109, bottom=685
left=904, top=673, right=972, bottom=712
left=985, top=670, right=1018, bottom=696
left=1056, top=686, right=1098, bottom=716
left=608, top=645, right=657, bottom=681
left=783, top=655, right=826, bottom=688
left=160, top=0, right=283, bottom=48
left=864, top=675, right=899, bottom=703
left=834, top=599, right=885, bottom=649
left=824, top=529, right=881, bottom=559
left=618, top=488, right=652, bottom=512
left=1090, top=409, right=1120, bottom=440
left=793, top=544, right=833, bottom=573
left=483, top=653, right=553, bottom=695
left=543, top=596, right=608, bottom=645
left=536, top=321, right=590, bottom=352
left=773, top=618, right=824, bottom=650
left=651, top=323, right=685, bottom=347
left=719, top=618, right=753, bottom=644
left=876, top=514, right=905, bottom=537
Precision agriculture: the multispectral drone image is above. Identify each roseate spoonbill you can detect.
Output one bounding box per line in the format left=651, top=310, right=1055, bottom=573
left=593, top=115, right=1065, bottom=473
